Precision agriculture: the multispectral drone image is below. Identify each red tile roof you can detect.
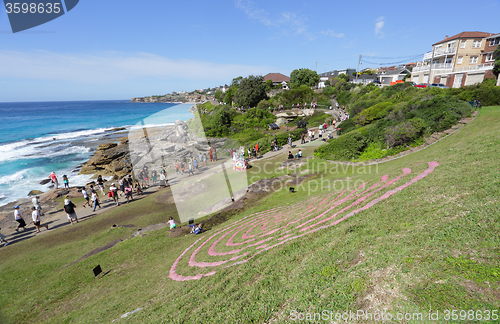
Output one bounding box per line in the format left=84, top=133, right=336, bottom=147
left=263, top=73, right=290, bottom=83
left=433, top=31, right=495, bottom=45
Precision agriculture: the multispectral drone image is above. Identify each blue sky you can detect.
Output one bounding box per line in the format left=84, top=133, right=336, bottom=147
left=0, top=0, right=499, bottom=101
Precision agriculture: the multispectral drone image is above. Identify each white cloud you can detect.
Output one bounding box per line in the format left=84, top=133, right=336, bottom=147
left=235, top=0, right=322, bottom=41
left=375, top=16, right=385, bottom=37
left=320, top=29, right=345, bottom=38
left=235, top=0, right=273, bottom=26
left=0, top=50, right=273, bottom=84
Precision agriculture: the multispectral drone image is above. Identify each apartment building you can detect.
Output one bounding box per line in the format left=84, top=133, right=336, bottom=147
left=411, top=31, right=498, bottom=87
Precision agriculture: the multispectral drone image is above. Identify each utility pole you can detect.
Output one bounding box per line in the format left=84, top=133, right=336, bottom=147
left=356, top=54, right=362, bottom=82
left=427, top=46, right=436, bottom=87
left=315, top=62, right=317, bottom=72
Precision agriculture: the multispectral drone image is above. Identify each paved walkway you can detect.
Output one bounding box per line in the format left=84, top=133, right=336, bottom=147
left=0, top=124, right=337, bottom=248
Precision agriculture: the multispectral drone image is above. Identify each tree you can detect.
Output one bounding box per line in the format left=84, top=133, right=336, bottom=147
left=493, top=46, right=500, bottom=79
left=337, top=73, right=349, bottom=82
left=290, top=68, right=320, bottom=89
left=233, top=75, right=267, bottom=108
left=264, top=79, right=274, bottom=92
left=223, top=86, right=236, bottom=105
left=214, top=90, right=223, bottom=102
left=324, top=80, right=331, bottom=86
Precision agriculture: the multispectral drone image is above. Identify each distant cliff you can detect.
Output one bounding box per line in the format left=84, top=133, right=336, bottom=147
left=131, top=93, right=208, bottom=103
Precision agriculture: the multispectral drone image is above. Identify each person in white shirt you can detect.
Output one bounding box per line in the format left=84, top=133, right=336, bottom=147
left=168, top=217, right=176, bottom=229
left=82, top=188, right=91, bottom=208
left=32, top=195, right=43, bottom=215
left=31, top=207, right=49, bottom=233
left=14, top=206, right=26, bottom=232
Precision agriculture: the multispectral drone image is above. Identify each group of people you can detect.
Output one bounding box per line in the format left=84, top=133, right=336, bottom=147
left=12, top=204, right=50, bottom=234
left=287, top=149, right=303, bottom=159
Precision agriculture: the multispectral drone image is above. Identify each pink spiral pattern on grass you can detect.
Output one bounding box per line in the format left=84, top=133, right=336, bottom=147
left=169, top=162, right=439, bottom=281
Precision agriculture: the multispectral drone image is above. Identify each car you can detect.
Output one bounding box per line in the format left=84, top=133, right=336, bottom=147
left=371, top=80, right=381, bottom=84
left=415, top=83, right=427, bottom=88
left=430, top=83, right=448, bottom=88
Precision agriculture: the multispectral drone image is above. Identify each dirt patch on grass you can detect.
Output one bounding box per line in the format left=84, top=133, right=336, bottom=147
left=356, top=265, right=406, bottom=313
left=61, top=239, right=122, bottom=270
left=459, top=280, right=500, bottom=301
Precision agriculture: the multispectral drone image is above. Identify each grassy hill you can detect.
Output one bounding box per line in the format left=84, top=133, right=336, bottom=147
left=0, top=107, right=499, bottom=323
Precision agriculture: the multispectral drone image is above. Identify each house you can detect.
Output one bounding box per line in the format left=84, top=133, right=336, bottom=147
left=318, top=68, right=357, bottom=88
left=379, top=67, right=411, bottom=85
left=263, top=73, right=290, bottom=89
left=349, top=74, right=378, bottom=85
left=411, top=31, right=498, bottom=87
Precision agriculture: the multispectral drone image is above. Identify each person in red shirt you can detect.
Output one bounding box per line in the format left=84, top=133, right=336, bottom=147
left=49, top=171, right=58, bottom=189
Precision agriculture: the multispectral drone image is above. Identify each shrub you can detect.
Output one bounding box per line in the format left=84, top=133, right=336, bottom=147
left=337, top=118, right=356, bottom=134
left=314, top=131, right=367, bottom=161
left=355, top=142, right=388, bottom=161
left=354, top=102, right=393, bottom=125
left=384, top=117, right=425, bottom=148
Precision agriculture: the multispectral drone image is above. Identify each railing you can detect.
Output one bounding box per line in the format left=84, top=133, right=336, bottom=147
left=453, top=62, right=494, bottom=73
left=433, top=47, right=456, bottom=56
left=412, top=63, right=454, bottom=73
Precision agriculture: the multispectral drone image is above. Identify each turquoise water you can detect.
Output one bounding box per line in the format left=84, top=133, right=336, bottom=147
left=0, top=100, right=195, bottom=205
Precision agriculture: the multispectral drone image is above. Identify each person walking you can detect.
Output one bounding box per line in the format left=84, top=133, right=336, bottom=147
left=301, top=132, right=305, bottom=144
left=135, top=181, right=144, bottom=195
left=91, top=190, right=101, bottom=212
left=49, top=171, right=58, bottom=189
left=96, top=175, right=106, bottom=196
left=159, top=172, right=167, bottom=187
left=209, top=147, right=213, bottom=162
left=124, top=185, right=133, bottom=203
left=180, top=161, right=185, bottom=174
left=109, top=183, right=119, bottom=206
left=152, top=170, right=157, bottom=185
left=32, top=195, right=43, bottom=216
left=118, top=178, right=125, bottom=197
left=14, top=206, right=27, bottom=232
left=82, top=187, right=91, bottom=208
left=0, top=228, right=10, bottom=246
left=188, top=160, right=194, bottom=176
left=175, top=160, right=180, bottom=175
left=64, top=197, right=78, bottom=225
left=288, top=135, right=292, bottom=149
left=255, top=143, right=259, bottom=157
left=32, top=207, right=49, bottom=233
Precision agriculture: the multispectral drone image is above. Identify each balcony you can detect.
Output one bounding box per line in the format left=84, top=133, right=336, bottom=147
left=412, top=63, right=454, bottom=73
left=433, top=47, right=456, bottom=57
left=453, top=62, right=494, bottom=73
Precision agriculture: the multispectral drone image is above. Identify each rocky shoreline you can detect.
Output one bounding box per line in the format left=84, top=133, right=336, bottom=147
left=130, top=93, right=208, bottom=103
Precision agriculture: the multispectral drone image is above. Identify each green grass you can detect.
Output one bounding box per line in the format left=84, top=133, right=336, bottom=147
left=1, top=107, right=500, bottom=323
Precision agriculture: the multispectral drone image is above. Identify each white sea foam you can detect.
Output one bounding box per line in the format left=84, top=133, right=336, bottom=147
left=0, top=142, right=91, bottom=163
left=0, top=170, right=26, bottom=185
left=46, top=127, right=118, bottom=141
left=128, top=122, right=175, bottom=130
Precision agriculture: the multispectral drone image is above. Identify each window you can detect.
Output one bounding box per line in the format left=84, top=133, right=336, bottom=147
left=460, top=40, right=466, bottom=48
left=472, top=40, right=481, bottom=48
left=486, top=53, right=494, bottom=62
left=457, top=57, right=463, bottom=64
left=470, top=56, right=478, bottom=64
left=445, top=58, right=452, bottom=64
left=490, top=37, right=500, bottom=46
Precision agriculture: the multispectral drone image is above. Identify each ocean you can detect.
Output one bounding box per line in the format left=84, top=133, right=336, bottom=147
left=0, top=100, right=195, bottom=206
